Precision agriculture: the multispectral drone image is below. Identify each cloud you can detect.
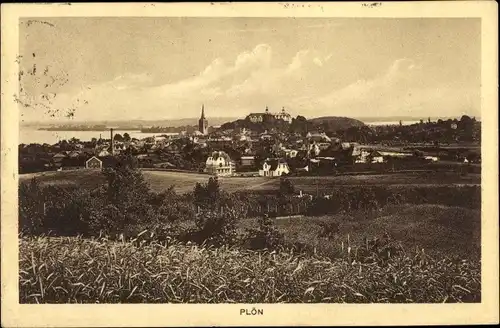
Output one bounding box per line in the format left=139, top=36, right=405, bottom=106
left=311, top=58, right=479, bottom=117
left=31, top=46, right=479, bottom=122
left=109, top=73, right=154, bottom=90
left=234, top=44, right=272, bottom=70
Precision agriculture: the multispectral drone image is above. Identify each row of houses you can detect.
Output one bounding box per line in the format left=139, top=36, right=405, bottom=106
left=203, top=145, right=451, bottom=178
left=204, top=151, right=290, bottom=177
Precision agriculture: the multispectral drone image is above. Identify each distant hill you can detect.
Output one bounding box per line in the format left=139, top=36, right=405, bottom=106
left=355, top=116, right=480, bottom=123
left=308, top=116, right=365, bottom=130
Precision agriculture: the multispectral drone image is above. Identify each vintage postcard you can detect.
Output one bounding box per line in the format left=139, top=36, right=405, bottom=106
left=1, top=1, right=498, bottom=327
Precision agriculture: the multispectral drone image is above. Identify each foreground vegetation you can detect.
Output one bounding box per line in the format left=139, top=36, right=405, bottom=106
left=18, top=154, right=482, bottom=303
left=20, top=236, right=480, bottom=303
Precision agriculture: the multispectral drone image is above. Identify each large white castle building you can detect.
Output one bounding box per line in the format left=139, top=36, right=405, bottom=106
left=246, top=106, right=292, bottom=123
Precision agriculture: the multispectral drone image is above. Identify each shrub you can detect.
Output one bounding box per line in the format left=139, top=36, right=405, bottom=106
left=279, top=178, right=295, bottom=196
left=245, top=214, right=285, bottom=250
left=318, top=221, right=340, bottom=239
left=194, top=207, right=241, bottom=247
left=18, top=178, right=45, bottom=235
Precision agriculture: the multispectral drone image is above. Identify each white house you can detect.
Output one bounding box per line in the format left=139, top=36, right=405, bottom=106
left=259, top=158, right=290, bottom=177
left=85, top=156, right=103, bottom=169
left=205, top=151, right=234, bottom=176
left=371, top=154, right=385, bottom=163
left=260, top=132, right=273, bottom=141
left=341, top=142, right=352, bottom=150
left=306, top=132, right=331, bottom=143
left=354, top=149, right=371, bottom=163
left=97, top=149, right=110, bottom=157
left=308, top=143, right=321, bottom=156
left=283, top=149, right=298, bottom=158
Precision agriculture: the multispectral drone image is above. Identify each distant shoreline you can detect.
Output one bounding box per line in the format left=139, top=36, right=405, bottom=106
left=38, top=128, right=139, bottom=132
left=21, top=115, right=481, bottom=128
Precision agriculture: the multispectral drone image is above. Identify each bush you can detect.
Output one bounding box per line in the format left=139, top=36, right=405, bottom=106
left=279, top=178, right=295, bottom=196
left=245, top=214, right=285, bottom=250
left=318, top=221, right=340, bottom=239
left=18, top=178, right=45, bottom=235
left=194, top=207, right=241, bottom=247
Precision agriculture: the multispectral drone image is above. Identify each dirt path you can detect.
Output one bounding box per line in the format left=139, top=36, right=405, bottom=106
left=245, top=179, right=277, bottom=190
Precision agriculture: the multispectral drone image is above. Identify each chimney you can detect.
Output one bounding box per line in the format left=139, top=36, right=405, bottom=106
left=110, top=128, right=114, bottom=156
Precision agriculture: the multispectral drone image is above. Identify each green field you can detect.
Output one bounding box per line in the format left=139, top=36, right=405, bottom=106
left=19, top=169, right=480, bottom=194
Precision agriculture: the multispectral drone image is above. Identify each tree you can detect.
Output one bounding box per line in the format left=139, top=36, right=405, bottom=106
left=193, top=177, right=221, bottom=211
left=114, top=133, right=123, bottom=142
left=88, top=154, right=153, bottom=233
left=279, top=178, right=295, bottom=196
left=460, top=115, right=472, bottom=124
left=290, top=115, right=309, bottom=135
left=191, top=177, right=243, bottom=246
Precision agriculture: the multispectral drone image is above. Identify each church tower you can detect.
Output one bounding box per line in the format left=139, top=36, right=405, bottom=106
left=198, top=104, right=208, bottom=135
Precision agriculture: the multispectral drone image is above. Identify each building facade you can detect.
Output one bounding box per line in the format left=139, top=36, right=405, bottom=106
left=259, top=158, right=290, bottom=177
left=247, top=106, right=292, bottom=123
left=198, top=104, right=208, bottom=135
left=274, top=107, right=292, bottom=123
left=85, top=156, right=103, bottom=169
left=205, top=151, right=234, bottom=176
left=240, top=156, right=256, bottom=168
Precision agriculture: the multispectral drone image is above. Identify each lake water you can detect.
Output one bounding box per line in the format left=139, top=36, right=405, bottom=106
left=19, top=128, right=175, bottom=145
left=19, top=120, right=416, bottom=144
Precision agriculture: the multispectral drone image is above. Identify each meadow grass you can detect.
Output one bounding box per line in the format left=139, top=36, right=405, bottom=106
left=19, top=169, right=480, bottom=194
left=19, top=233, right=480, bottom=304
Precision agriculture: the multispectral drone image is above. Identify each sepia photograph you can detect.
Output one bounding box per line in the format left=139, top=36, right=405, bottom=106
left=1, top=1, right=498, bottom=327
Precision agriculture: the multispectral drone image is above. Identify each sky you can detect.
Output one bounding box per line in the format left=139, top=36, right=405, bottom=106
left=19, top=17, right=481, bottom=122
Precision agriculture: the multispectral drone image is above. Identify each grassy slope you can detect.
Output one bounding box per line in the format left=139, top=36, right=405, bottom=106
left=239, top=204, right=481, bottom=259
left=19, top=170, right=480, bottom=194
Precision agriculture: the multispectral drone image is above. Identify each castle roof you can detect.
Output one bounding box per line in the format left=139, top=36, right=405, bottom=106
left=248, top=112, right=272, bottom=116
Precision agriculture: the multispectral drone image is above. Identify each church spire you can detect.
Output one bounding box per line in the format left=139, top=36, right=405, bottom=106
left=198, top=104, right=208, bottom=135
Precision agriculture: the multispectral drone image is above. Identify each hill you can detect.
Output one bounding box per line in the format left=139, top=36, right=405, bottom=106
left=308, top=116, right=365, bottom=130
left=217, top=115, right=365, bottom=134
